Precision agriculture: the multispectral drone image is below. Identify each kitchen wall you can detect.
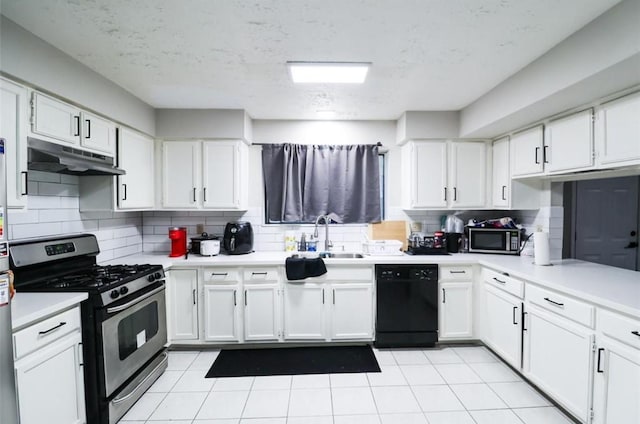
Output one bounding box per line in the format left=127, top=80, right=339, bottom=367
left=0, top=16, right=155, bottom=135
left=7, top=171, right=143, bottom=263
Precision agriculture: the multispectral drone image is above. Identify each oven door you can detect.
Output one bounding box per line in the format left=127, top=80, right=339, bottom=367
left=100, top=283, right=167, bottom=397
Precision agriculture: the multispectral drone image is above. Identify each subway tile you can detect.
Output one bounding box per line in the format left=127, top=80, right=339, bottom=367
left=38, top=208, right=82, bottom=223
left=38, top=182, right=79, bottom=197
left=28, top=195, right=61, bottom=209
left=12, top=222, right=63, bottom=239
left=62, top=220, right=99, bottom=234
left=7, top=209, right=40, bottom=225
left=60, top=174, right=80, bottom=184
left=28, top=170, right=61, bottom=183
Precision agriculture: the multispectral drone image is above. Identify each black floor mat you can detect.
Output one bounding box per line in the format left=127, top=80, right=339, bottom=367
left=205, top=345, right=381, bottom=378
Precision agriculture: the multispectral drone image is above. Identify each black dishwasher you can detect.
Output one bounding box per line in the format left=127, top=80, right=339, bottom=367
left=374, top=264, right=439, bottom=347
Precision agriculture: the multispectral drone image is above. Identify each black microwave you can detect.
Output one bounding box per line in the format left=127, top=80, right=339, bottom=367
left=468, top=227, right=521, bottom=255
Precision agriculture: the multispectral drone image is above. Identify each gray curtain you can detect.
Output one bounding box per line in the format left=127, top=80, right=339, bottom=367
left=262, top=143, right=381, bottom=223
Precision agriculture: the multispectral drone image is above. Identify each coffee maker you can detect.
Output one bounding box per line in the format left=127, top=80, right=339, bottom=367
left=223, top=222, right=254, bottom=254
left=168, top=227, right=187, bottom=257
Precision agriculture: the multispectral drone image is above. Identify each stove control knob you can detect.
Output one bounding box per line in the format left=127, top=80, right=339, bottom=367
left=119, top=286, right=129, bottom=296
left=154, top=272, right=162, bottom=280
left=147, top=274, right=156, bottom=282
left=110, top=290, right=120, bottom=299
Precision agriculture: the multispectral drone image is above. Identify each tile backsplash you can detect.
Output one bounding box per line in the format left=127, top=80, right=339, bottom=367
left=7, top=171, right=143, bottom=262
left=7, top=171, right=562, bottom=261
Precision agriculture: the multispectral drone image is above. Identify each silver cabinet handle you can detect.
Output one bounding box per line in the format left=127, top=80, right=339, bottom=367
left=211, top=272, right=228, bottom=276
left=501, top=185, right=507, bottom=201
left=322, top=289, right=325, bottom=304
left=193, top=187, right=196, bottom=202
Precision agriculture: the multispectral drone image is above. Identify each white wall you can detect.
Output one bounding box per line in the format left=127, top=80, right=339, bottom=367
left=7, top=172, right=143, bottom=263
left=155, top=109, right=251, bottom=139
left=0, top=16, right=155, bottom=135
left=460, top=0, right=640, bottom=138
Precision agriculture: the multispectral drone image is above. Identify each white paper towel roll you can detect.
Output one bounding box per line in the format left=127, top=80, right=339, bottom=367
left=533, top=232, right=551, bottom=266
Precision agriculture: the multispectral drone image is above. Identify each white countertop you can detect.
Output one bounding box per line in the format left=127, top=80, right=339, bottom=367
left=11, top=292, right=88, bottom=331
left=104, top=251, right=640, bottom=317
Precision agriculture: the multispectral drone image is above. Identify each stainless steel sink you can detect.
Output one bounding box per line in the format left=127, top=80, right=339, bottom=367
left=318, top=252, right=364, bottom=259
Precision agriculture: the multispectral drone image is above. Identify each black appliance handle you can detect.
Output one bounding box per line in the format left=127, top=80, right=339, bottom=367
left=112, top=352, right=168, bottom=404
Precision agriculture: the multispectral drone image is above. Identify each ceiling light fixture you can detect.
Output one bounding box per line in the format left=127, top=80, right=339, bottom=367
left=287, top=61, right=370, bottom=84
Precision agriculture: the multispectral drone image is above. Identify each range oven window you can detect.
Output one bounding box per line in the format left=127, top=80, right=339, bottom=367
left=117, top=301, right=159, bottom=360
left=471, top=232, right=505, bottom=250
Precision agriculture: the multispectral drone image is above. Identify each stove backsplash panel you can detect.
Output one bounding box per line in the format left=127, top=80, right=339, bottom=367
left=7, top=171, right=143, bottom=262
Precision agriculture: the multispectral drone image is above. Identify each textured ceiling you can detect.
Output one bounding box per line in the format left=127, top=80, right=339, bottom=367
left=0, top=0, right=622, bottom=120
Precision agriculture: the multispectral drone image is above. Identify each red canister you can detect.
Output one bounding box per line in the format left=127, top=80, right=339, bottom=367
left=168, top=227, right=187, bottom=257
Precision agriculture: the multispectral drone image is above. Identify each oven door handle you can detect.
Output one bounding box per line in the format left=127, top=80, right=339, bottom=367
left=106, top=285, right=165, bottom=314
left=112, top=352, right=168, bottom=405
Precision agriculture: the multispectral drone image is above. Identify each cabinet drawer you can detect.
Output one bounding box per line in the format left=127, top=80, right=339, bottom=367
left=482, top=267, right=524, bottom=299
left=527, top=284, right=594, bottom=328
left=439, top=265, right=473, bottom=281
left=202, top=268, right=240, bottom=282
left=599, top=310, right=640, bottom=350
left=243, top=268, right=279, bottom=282
left=13, top=307, right=81, bottom=360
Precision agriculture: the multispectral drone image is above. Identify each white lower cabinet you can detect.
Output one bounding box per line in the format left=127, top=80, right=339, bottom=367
left=166, top=269, right=199, bottom=341
left=244, top=283, right=280, bottom=341
left=203, top=283, right=241, bottom=342
left=592, top=310, right=640, bottom=424
left=14, top=307, right=85, bottom=424
left=523, top=304, right=594, bottom=423
left=283, top=283, right=326, bottom=340
left=330, top=283, right=373, bottom=340
left=482, top=283, right=523, bottom=368
left=439, top=282, right=473, bottom=340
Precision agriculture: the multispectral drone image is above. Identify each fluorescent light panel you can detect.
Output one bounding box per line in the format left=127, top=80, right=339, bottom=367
left=288, top=62, right=370, bottom=83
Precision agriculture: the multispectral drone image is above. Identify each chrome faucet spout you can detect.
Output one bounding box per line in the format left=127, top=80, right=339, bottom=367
left=313, top=213, right=341, bottom=252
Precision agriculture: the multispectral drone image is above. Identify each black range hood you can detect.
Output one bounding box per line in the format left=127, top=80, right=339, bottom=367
left=27, top=137, right=125, bottom=176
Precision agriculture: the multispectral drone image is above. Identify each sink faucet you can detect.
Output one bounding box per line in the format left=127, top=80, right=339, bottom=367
left=314, top=213, right=342, bottom=252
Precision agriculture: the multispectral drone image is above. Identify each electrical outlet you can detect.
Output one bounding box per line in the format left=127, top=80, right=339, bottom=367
left=196, top=223, right=205, bottom=234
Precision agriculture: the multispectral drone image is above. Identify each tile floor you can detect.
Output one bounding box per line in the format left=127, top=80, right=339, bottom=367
left=118, top=346, right=576, bottom=424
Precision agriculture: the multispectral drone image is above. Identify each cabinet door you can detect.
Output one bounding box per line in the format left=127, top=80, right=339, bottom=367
left=202, top=141, right=241, bottom=209
left=483, top=284, right=522, bottom=368
left=31, top=92, right=81, bottom=145
left=244, top=284, right=280, bottom=341
left=15, top=332, right=85, bottom=424
left=118, top=128, right=155, bottom=209
left=167, top=269, right=199, bottom=341
left=162, top=141, right=200, bottom=208
left=597, top=93, right=640, bottom=166
left=523, top=305, right=593, bottom=422
left=203, top=284, right=240, bottom=341
left=283, top=284, right=326, bottom=340
left=330, top=283, right=373, bottom=340
left=450, top=141, right=487, bottom=208
left=511, top=126, right=544, bottom=177
left=492, top=137, right=510, bottom=208
left=80, top=111, right=116, bottom=155
left=593, top=338, right=640, bottom=424
left=0, top=78, right=29, bottom=209
left=545, top=109, right=593, bottom=173
left=412, top=141, right=448, bottom=208
left=439, top=282, right=473, bottom=340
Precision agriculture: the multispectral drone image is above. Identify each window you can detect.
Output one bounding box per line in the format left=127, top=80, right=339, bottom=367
left=262, top=143, right=383, bottom=224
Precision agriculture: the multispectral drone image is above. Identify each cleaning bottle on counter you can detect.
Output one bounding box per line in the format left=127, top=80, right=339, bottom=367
left=299, top=233, right=307, bottom=252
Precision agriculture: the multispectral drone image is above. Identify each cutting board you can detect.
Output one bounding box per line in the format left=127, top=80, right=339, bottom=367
left=368, top=221, right=409, bottom=251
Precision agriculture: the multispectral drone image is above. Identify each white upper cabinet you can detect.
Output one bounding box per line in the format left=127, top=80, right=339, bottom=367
left=403, top=140, right=488, bottom=209
left=510, top=126, right=544, bottom=177
left=162, top=140, right=201, bottom=208
left=161, top=140, right=247, bottom=210
left=545, top=109, right=594, bottom=173
left=595, top=92, right=640, bottom=167
left=118, top=128, right=155, bottom=209
left=31, top=91, right=116, bottom=156
left=31, top=92, right=82, bottom=146
left=404, top=141, right=448, bottom=208
left=449, top=141, right=487, bottom=208
left=1, top=77, right=29, bottom=209
left=492, top=137, right=510, bottom=208
left=80, top=110, right=116, bottom=155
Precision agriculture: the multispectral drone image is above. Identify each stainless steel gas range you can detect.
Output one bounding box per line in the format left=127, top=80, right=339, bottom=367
left=10, top=234, right=167, bottom=424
